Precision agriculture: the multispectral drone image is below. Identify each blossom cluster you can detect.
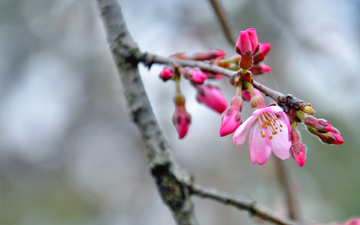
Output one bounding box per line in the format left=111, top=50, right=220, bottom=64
left=158, top=28, right=343, bottom=167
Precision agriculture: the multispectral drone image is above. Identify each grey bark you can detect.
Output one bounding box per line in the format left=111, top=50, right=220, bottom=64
left=96, top=0, right=198, bottom=224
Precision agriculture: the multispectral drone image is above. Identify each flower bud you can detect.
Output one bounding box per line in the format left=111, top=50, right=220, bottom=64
left=290, top=143, right=307, bottom=167
left=173, top=94, right=191, bottom=139
left=250, top=95, right=265, bottom=109
left=183, top=68, right=207, bottom=84
left=307, top=126, right=344, bottom=145
left=235, top=28, right=259, bottom=57
left=253, top=43, right=271, bottom=63
left=249, top=63, right=271, bottom=75
left=159, top=67, right=174, bottom=81
left=220, top=108, right=242, bottom=137
left=290, top=125, right=307, bottom=167
left=196, top=84, right=227, bottom=113
left=242, top=91, right=252, bottom=102
left=302, top=105, right=315, bottom=115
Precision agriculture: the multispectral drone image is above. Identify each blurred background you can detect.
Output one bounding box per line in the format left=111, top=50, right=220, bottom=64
left=0, top=0, right=359, bottom=224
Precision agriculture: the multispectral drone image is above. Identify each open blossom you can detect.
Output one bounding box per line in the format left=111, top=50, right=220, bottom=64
left=233, top=105, right=291, bottom=165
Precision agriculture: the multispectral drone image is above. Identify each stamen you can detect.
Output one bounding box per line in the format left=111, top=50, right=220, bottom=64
left=269, top=136, right=273, bottom=139
left=262, top=123, right=266, bottom=127
left=261, top=135, right=265, bottom=138
left=280, top=124, right=283, bottom=127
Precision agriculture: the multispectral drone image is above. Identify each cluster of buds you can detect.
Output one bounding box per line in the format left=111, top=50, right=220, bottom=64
left=234, top=28, right=272, bottom=75
left=159, top=49, right=228, bottom=139
left=158, top=27, right=344, bottom=167
left=299, top=112, right=344, bottom=145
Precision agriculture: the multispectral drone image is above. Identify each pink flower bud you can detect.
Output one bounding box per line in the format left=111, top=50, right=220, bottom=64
left=196, top=84, right=227, bottom=113
left=189, top=69, right=207, bottom=84
left=290, top=126, right=307, bottom=167
left=159, top=67, right=174, bottom=81
left=191, top=49, right=225, bottom=60
left=242, top=91, right=252, bottom=102
left=250, top=64, right=271, bottom=75
left=183, top=68, right=208, bottom=84
left=307, top=126, right=344, bottom=145
left=242, top=88, right=263, bottom=102
left=220, top=108, right=242, bottom=137
left=303, top=116, right=343, bottom=145
left=235, top=28, right=259, bottom=57
left=204, top=72, right=223, bottom=79
left=290, top=143, right=307, bottom=167
left=173, top=94, right=191, bottom=139
left=253, top=43, right=271, bottom=63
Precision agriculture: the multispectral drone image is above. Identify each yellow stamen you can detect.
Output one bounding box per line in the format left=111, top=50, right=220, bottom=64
left=269, top=136, right=273, bottom=139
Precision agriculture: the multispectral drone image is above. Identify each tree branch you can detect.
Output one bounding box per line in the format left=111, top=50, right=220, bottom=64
left=96, top=1, right=198, bottom=224
left=139, top=52, right=307, bottom=113
left=191, top=184, right=308, bottom=225
left=208, top=0, right=236, bottom=46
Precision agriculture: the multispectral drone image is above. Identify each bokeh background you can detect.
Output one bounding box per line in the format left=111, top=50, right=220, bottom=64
left=0, top=0, right=359, bottom=224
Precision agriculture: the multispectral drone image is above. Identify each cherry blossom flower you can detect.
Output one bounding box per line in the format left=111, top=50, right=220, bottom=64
left=233, top=105, right=291, bottom=165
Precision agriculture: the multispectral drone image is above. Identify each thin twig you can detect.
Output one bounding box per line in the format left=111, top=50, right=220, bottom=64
left=191, top=184, right=308, bottom=225
left=274, top=159, right=302, bottom=221
left=208, top=0, right=236, bottom=46
left=96, top=1, right=198, bottom=224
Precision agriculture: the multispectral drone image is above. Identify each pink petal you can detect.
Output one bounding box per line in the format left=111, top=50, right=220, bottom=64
left=233, top=115, right=257, bottom=146
left=247, top=28, right=259, bottom=53
left=250, top=123, right=271, bottom=165
left=238, top=31, right=251, bottom=56
left=252, top=107, right=267, bottom=116
left=267, top=106, right=292, bottom=140
left=271, top=120, right=291, bottom=160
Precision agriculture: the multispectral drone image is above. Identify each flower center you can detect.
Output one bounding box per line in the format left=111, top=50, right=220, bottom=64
left=259, top=112, right=283, bottom=139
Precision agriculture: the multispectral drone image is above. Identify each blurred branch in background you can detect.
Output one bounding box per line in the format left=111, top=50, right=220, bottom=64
left=208, top=0, right=236, bottom=46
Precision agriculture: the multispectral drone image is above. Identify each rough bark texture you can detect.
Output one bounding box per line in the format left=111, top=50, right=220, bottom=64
left=96, top=0, right=198, bottom=224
